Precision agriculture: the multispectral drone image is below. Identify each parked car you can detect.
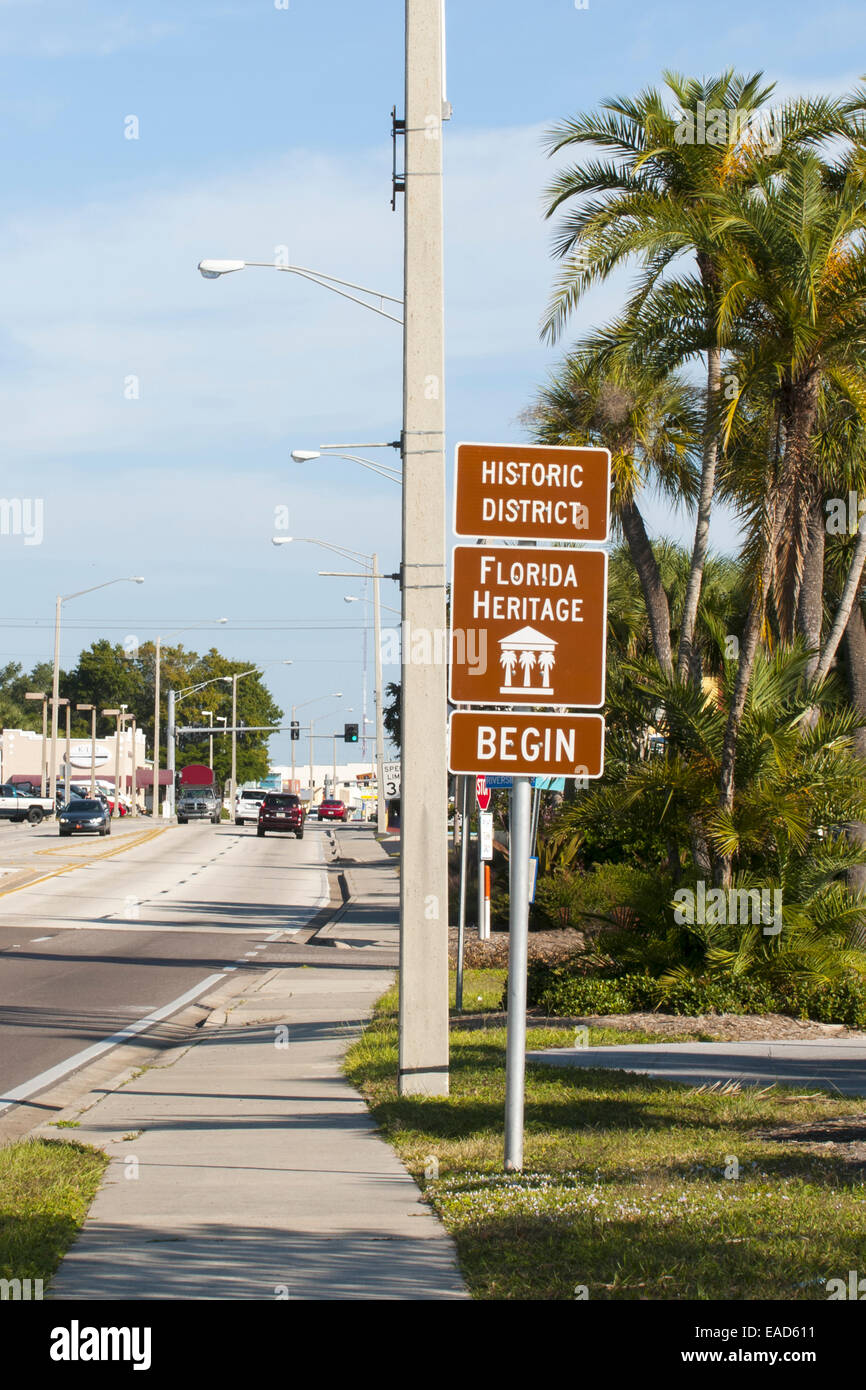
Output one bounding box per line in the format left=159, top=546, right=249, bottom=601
left=235, top=788, right=267, bottom=825
left=0, top=784, right=55, bottom=824
left=58, top=799, right=112, bottom=837
left=257, top=793, right=304, bottom=839
left=318, top=799, right=349, bottom=822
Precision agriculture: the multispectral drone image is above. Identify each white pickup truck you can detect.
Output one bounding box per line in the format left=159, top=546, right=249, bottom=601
left=0, top=783, right=55, bottom=824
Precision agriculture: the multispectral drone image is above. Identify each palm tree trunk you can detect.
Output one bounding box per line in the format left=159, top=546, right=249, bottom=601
left=619, top=495, right=673, bottom=676
left=843, top=603, right=866, bottom=905
left=797, top=490, right=826, bottom=678
left=774, top=377, right=820, bottom=641
left=677, top=344, right=721, bottom=683
left=812, top=522, right=866, bottom=685
left=716, top=482, right=785, bottom=885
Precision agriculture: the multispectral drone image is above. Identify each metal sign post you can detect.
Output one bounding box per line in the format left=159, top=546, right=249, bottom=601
left=456, top=775, right=470, bottom=1012
left=504, top=774, right=532, bottom=1171
left=478, top=809, right=493, bottom=939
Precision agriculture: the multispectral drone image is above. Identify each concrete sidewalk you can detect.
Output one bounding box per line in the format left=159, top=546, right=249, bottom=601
left=46, top=829, right=466, bottom=1301
left=527, top=1038, right=866, bottom=1095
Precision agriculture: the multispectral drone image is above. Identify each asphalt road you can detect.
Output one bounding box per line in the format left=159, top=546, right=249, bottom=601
left=0, top=818, right=332, bottom=1109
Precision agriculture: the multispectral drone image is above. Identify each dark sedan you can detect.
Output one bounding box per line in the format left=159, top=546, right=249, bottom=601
left=58, top=799, right=112, bottom=837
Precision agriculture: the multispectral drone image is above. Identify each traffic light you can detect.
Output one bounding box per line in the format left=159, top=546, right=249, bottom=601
left=344, top=723, right=359, bottom=744
left=290, top=721, right=300, bottom=741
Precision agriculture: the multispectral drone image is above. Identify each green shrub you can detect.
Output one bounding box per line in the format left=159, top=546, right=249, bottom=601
left=531, top=863, right=671, bottom=934
left=519, top=962, right=866, bottom=1027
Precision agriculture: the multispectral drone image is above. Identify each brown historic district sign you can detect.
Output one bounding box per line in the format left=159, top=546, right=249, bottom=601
left=449, top=711, right=605, bottom=778
left=449, top=545, right=608, bottom=708
left=453, top=442, right=611, bottom=543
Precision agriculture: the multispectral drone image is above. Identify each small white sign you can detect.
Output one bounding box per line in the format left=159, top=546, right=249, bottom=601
left=69, top=743, right=111, bottom=767
left=383, top=760, right=401, bottom=798
left=479, top=811, right=493, bottom=861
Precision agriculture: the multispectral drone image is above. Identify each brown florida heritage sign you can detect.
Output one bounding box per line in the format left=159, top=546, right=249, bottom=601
left=449, top=545, right=608, bottom=708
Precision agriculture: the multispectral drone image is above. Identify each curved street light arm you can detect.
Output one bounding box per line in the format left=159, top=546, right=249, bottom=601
left=235, top=262, right=403, bottom=324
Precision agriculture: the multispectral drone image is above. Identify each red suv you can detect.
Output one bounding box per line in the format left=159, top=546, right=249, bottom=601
left=257, top=794, right=305, bottom=839
left=318, top=799, right=348, bottom=822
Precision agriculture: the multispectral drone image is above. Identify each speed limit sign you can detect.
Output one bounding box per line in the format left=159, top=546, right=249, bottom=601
left=383, top=761, right=401, bottom=798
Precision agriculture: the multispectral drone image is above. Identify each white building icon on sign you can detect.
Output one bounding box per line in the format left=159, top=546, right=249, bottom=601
left=499, top=626, right=557, bottom=695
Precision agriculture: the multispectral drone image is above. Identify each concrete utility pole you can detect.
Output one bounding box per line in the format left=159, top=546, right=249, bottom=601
left=398, top=0, right=450, bottom=1096
left=230, top=676, right=238, bottom=813
left=129, top=715, right=138, bottom=817
left=49, top=596, right=62, bottom=808
left=166, top=689, right=176, bottom=817
left=153, top=637, right=162, bottom=819
left=371, top=552, right=388, bottom=836
left=202, top=709, right=214, bottom=769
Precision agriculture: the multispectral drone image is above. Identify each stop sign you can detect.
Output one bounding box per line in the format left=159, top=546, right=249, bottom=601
left=476, top=775, right=491, bottom=811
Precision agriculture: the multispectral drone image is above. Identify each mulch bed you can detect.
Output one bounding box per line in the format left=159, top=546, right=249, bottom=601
left=449, top=926, right=584, bottom=968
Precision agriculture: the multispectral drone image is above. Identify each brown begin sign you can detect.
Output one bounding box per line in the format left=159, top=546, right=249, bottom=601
left=449, top=711, right=605, bottom=778
left=454, top=441, right=610, bottom=543
left=449, top=545, right=607, bottom=708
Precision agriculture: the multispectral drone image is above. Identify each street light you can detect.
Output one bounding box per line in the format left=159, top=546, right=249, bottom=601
left=343, top=594, right=401, bottom=618
left=49, top=576, right=144, bottom=806
left=291, top=448, right=402, bottom=485
left=152, top=619, right=227, bottom=820
left=197, top=258, right=404, bottom=324
left=226, top=660, right=292, bottom=817
left=274, top=537, right=390, bottom=835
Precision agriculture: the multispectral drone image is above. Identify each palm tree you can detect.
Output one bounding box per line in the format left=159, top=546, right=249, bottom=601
left=542, top=72, right=849, bottom=681
left=518, top=650, right=536, bottom=688
left=526, top=351, right=701, bottom=675
left=705, top=154, right=866, bottom=859
left=544, top=644, right=866, bottom=982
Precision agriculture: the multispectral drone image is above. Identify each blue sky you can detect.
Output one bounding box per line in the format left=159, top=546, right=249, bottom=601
left=0, top=0, right=862, bottom=765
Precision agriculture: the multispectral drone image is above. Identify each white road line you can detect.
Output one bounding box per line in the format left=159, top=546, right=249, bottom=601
left=30, top=936, right=53, bottom=942
left=0, top=971, right=227, bottom=1117
left=0, top=922, right=298, bottom=937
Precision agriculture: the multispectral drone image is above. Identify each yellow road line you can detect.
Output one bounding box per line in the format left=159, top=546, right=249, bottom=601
left=35, top=826, right=166, bottom=860
left=0, top=825, right=169, bottom=899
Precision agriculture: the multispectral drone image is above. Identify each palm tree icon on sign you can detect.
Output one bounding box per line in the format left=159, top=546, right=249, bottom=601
left=499, top=627, right=557, bottom=695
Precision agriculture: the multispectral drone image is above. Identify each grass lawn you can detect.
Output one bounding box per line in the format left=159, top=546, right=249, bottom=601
left=0, top=1138, right=108, bottom=1285
left=345, top=969, right=866, bottom=1300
